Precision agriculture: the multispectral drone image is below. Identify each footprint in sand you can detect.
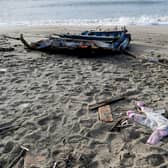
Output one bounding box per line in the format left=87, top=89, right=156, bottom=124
left=135, top=154, right=165, bottom=167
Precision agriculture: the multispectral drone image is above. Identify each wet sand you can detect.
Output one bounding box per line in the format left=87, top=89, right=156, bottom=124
left=0, top=26, right=168, bottom=168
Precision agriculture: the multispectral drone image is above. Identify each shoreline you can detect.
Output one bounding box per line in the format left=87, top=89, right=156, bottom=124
left=1, top=25, right=168, bottom=42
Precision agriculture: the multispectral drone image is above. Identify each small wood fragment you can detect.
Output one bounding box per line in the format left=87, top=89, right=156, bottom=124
left=98, top=105, right=113, bottom=122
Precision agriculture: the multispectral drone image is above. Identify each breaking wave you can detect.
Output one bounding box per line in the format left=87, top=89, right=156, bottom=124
left=1, top=16, right=168, bottom=26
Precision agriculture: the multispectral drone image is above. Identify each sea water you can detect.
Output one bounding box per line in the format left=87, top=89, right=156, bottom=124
left=0, top=0, right=168, bottom=26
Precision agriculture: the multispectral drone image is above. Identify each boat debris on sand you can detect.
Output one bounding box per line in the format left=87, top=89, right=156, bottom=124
left=20, top=28, right=131, bottom=55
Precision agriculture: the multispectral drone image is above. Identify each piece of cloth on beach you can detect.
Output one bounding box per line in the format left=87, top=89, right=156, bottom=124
left=127, top=102, right=168, bottom=145
left=147, top=128, right=168, bottom=145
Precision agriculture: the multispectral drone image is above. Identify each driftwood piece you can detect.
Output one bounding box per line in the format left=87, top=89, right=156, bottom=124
left=88, top=96, right=125, bottom=110
left=7, top=146, right=29, bottom=168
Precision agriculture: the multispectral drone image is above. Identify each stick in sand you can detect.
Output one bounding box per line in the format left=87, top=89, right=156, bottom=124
left=88, top=96, right=125, bottom=110
left=88, top=89, right=139, bottom=111
left=7, top=146, right=29, bottom=168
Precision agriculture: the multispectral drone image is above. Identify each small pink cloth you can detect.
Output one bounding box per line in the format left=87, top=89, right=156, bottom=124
left=147, top=129, right=168, bottom=145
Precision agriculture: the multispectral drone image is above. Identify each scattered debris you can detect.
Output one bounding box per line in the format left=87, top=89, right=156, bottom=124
left=127, top=101, right=168, bottom=145
left=98, top=105, right=113, bottom=122
left=7, top=146, right=29, bottom=168
left=110, top=116, right=130, bottom=132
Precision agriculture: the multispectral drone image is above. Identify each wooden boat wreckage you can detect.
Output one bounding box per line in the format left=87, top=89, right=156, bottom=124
left=20, top=29, right=131, bottom=56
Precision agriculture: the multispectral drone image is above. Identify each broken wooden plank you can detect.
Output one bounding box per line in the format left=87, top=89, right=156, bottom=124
left=98, top=105, right=113, bottom=122
left=88, top=96, right=125, bottom=110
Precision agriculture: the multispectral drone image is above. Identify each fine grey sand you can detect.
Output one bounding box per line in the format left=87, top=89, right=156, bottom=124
left=0, top=26, right=168, bottom=168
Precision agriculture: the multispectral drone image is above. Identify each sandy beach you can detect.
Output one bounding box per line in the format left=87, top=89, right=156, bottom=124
left=0, top=25, right=168, bottom=168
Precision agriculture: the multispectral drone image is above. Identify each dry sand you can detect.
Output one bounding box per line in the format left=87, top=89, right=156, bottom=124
left=0, top=25, right=168, bottom=168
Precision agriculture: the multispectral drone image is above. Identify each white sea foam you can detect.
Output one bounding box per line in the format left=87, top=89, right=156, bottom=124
left=0, top=16, right=168, bottom=27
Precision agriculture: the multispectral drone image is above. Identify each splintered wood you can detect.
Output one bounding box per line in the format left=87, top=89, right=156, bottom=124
left=98, top=105, right=113, bottom=122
